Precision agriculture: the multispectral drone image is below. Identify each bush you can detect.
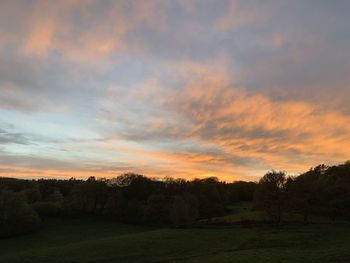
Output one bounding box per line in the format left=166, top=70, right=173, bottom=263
left=0, top=191, right=41, bottom=237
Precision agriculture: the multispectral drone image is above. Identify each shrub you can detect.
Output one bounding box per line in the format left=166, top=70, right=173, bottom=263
left=0, top=191, right=41, bottom=237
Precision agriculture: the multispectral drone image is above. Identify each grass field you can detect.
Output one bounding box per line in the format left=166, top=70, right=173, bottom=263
left=1, top=215, right=350, bottom=263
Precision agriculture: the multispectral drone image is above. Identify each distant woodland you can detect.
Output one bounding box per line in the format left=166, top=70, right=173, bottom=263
left=1, top=161, right=350, bottom=237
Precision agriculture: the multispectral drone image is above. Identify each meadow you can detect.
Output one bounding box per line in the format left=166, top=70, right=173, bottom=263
left=1, top=216, right=350, bottom=263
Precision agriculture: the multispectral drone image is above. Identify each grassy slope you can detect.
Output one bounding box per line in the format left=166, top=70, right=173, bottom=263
left=1, top=216, right=350, bottom=263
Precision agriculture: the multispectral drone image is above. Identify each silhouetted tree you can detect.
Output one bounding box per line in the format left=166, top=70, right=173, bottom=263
left=287, top=168, right=321, bottom=223
left=254, top=171, right=288, bottom=223
left=66, top=178, right=108, bottom=214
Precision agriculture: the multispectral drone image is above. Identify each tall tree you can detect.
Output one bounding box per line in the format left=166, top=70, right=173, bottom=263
left=254, top=171, right=288, bottom=223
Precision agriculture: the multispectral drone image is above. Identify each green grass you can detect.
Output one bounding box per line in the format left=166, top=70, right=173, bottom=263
left=215, top=202, right=268, bottom=222
left=1, top=215, right=350, bottom=263
left=210, top=202, right=343, bottom=224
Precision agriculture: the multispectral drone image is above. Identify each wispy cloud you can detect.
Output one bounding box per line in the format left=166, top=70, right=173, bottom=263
left=0, top=130, right=28, bottom=145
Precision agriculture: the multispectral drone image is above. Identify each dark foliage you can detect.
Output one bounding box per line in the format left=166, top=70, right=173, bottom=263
left=254, top=161, right=350, bottom=223
left=254, top=171, right=288, bottom=223
left=2, top=161, right=350, bottom=237
left=0, top=174, right=256, bottom=236
left=0, top=189, right=41, bottom=237
left=31, top=201, right=63, bottom=216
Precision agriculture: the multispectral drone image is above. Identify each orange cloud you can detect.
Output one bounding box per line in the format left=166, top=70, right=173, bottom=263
left=95, top=59, right=350, bottom=179
left=167, top=70, right=350, bottom=174
left=8, top=0, right=165, bottom=62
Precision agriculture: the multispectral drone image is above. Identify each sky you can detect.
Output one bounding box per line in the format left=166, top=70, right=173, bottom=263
left=1, top=0, right=350, bottom=181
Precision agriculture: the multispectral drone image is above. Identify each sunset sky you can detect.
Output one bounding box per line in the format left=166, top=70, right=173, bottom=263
left=1, top=0, right=350, bottom=181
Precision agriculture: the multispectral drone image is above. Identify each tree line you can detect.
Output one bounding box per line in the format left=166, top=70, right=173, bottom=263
left=255, top=162, right=350, bottom=224
left=1, top=161, right=350, bottom=237
left=0, top=174, right=254, bottom=237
